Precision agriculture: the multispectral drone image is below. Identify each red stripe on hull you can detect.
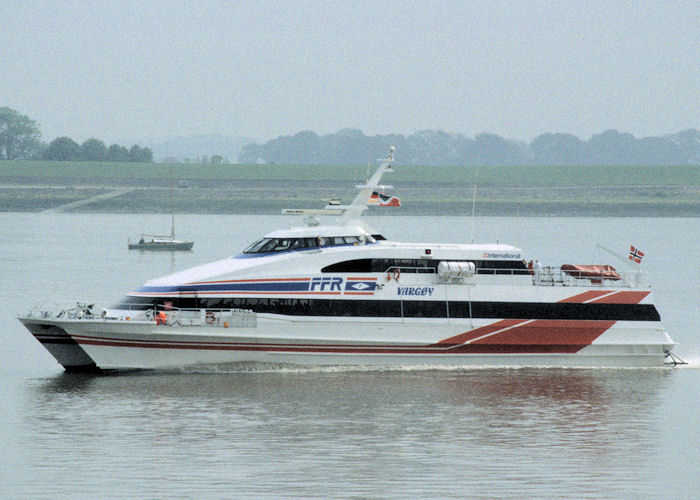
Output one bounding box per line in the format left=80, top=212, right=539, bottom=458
left=187, top=278, right=312, bottom=284
left=74, top=337, right=609, bottom=355
left=591, top=291, right=650, bottom=304
left=434, top=319, right=529, bottom=346
left=557, top=290, right=613, bottom=303
left=434, top=289, right=647, bottom=350
left=469, top=319, right=615, bottom=352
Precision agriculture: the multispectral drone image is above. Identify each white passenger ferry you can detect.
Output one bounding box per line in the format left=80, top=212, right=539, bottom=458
left=19, top=147, right=679, bottom=371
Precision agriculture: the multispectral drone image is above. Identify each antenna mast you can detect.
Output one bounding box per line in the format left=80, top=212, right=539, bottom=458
left=170, top=164, right=175, bottom=239
left=470, top=165, right=478, bottom=243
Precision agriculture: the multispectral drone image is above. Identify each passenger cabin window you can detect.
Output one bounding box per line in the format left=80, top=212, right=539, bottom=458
left=322, top=258, right=529, bottom=274
left=243, top=235, right=373, bottom=254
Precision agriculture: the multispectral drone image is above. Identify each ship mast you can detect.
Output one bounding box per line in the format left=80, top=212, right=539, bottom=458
left=170, top=164, right=175, bottom=239
left=339, top=146, right=395, bottom=224
left=281, top=146, right=396, bottom=226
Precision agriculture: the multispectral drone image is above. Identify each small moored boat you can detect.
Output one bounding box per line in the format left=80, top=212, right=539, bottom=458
left=129, top=165, right=193, bottom=251
left=128, top=234, right=194, bottom=251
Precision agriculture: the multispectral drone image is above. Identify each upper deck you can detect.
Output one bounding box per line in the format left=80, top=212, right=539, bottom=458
left=133, top=144, right=647, bottom=294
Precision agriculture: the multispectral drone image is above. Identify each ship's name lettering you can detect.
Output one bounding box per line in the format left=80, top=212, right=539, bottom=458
left=310, top=277, right=343, bottom=291
left=397, top=287, right=435, bottom=296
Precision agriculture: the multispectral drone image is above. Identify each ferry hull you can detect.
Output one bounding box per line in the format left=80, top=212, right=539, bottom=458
left=19, top=316, right=675, bottom=371
left=20, top=321, right=99, bottom=371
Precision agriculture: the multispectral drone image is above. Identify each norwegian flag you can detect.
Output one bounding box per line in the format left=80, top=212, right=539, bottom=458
left=369, top=191, right=401, bottom=207
left=629, top=245, right=645, bottom=263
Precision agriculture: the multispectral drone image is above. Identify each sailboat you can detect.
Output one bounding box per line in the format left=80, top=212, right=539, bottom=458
left=128, top=166, right=194, bottom=251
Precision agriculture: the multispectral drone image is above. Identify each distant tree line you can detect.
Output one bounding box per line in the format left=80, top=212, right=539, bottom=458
left=239, top=128, right=700, bottom=166
left=4, top=105, right=698, bottom=166
left=0, top=106, right=152, bottom=162
left=43, top=137, right=153, bottom=162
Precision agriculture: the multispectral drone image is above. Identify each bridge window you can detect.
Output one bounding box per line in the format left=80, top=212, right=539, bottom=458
left=244, top=236, right=372, bottom=254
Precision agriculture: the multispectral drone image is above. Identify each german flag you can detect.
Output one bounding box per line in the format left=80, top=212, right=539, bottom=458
left=369, top=191, right=401, bottom=207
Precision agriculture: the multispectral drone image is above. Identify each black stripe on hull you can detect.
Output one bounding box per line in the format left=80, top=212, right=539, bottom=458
left=114, top=297, right=661, bottom=322
left=23, top=323, right=100, bottom=372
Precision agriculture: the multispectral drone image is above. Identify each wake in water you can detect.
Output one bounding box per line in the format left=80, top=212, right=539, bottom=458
left=99, top=360, right=700, bottom=376
left=674, top=355, right=700, bottom=368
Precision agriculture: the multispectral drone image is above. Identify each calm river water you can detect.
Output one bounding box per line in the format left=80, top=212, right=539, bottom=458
left=1, top=213, right=698, bottom=498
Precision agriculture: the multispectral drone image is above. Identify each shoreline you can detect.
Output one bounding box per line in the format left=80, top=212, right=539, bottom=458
left=0, top=185, right=697, bottom=217
left=2, top=162, right=698, bottom=217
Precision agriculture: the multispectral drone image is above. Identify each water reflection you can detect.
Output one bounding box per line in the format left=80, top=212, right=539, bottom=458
left=127, top=245, right=182, bottom=273
left=19, top=368, right=672, bottom=497
left=31, top=368, right=672, bottom=429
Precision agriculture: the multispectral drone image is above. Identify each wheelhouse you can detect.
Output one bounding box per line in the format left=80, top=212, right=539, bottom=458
left=242, top=225, right=383, bottom=254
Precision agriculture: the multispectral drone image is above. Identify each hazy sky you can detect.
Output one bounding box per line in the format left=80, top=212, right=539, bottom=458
left=1, top=0, right=698, bottom=144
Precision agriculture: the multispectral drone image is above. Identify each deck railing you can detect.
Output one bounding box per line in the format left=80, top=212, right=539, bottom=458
left=537, top=266, right=648, bottom=287
left=387, top=265, right=647, bottom=287
left=20, top=301, right=257, bottom=328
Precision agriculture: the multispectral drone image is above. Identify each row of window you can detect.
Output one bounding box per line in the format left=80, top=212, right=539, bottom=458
left=114, top=296, right=660, bottom=321
left=243, top=235, right=375, bottom=254
left=321, top=258, right=530, bottom=275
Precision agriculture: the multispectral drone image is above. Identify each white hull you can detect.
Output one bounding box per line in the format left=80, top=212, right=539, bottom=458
left=19, top=314, right=675, bottom=370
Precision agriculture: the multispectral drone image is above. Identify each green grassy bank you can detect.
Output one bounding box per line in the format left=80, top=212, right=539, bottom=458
left=2, top=160, right=699, bottom=186
left=1, top=161, right=699, bottom=216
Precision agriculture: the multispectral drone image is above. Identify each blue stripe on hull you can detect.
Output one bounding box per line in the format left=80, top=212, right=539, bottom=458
left=135, top=281, right=311, bottom=294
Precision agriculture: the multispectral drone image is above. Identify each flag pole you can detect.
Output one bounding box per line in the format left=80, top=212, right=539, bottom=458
left=596, top=244, right=640, bottom=267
